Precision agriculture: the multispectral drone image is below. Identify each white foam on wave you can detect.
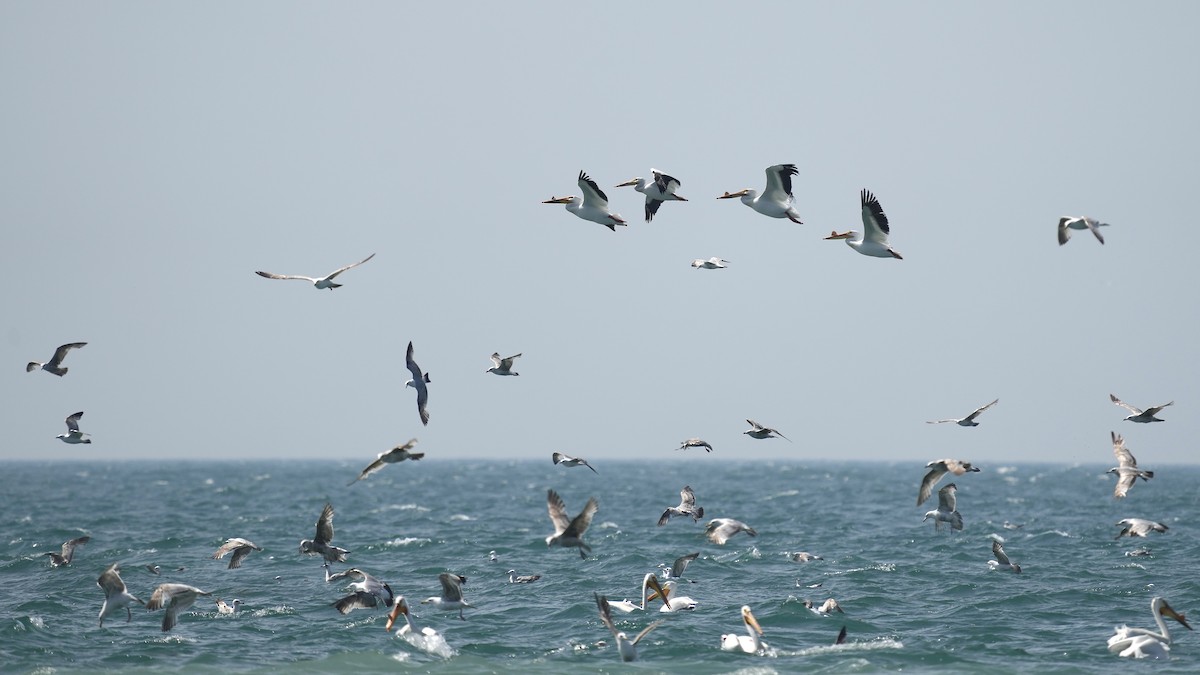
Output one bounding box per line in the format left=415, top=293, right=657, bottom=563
left=449, top=514, right=473, bottom=521
left=384, top=537, right=431, bottom=547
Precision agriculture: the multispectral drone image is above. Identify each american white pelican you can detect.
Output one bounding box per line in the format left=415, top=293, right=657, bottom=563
left=255, top=253, right=375, bottom=290
left=1058, top=216, right=1109, bottom=245
left=545, top=489, right=598, bottom=558
left=660, top=552, right=699, bottom=582
left=1108, top=431, right=1153, bottom=499
left=677, top=437, right=713, bottom=452
left=486, top=352, right=521, bottom=376
left=987, top=539, right=1021, bottom=573
left=543, top=171, right=627, bottom=230
left=212, top=537, right=262, bottom=569
left=349, top=438, right=424, bottom=485
left=804, top=598, right=844, bottom=615
left=45, top=535, right=89, bottom=567
left=792, top=552, right=823, bottom=563
left=328, top=567, right=395, bottom=614
left=922, top=483, right=964, bottom=532
left=56, top=411, right=92, bottom=444
left=705, top=518, right=757, bottom=545
left=744, top=419, right=790, bottom=441
left=552, top=452, right=597, bottom=474
left=146, top=583, right=211, bottom=632
left=97, top=564, right=143, bottom=626
left=721, top=605, right=768, bottom=654
left=642, top=573, right=697, bottom=612
left=718, top=164, right=803, bottom=223
left=917, top=459, right=980, bottom=506
left=926, top=399, right=999, bottom=426
left=1110, top=393, right=1173, bottom=423
left=507, top=570, right=541, bottom=584
left=595, top=592, right=661, bottom=662
left=1108, top=597, right=1192, bottom=658
left=691, top=257, right=729, bottom=269
left=616, top=169, right=687, bottom=222
left=27, top=342, right=87, bottom=376
left=1115, top=518, right=1168, bottom=539
left=299, top=503, right=350, bottom=563
left=405, top=341, right=431, bottom=426
left=658, top=485, right=704, bottom=526
left=825, top=189, right=902, bottom=259
left=422, top=573, right=471, bottom=620
left=387, top=596, right=454, bottom=657
left=214, top=598, right=242, bottom=614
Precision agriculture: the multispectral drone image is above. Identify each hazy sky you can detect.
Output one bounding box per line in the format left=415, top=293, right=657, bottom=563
left=4, top=3, right=1197, bottom=464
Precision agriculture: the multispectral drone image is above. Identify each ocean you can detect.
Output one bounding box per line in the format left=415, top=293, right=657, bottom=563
left=2, top=459, right=1197, bottom=673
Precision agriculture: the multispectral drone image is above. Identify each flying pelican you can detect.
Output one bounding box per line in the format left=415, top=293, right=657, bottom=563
left=405, top=341, right=431, bottom=426
left=327, top=566, right=395, bottom=613
left=543, top=171, right=627, bottom=230
left=486, top=352, right=521, bottom=376
left=677, top=438, right=713, bottom=452
left=922, top=483, right=964, bottom=532
left=595, top=592, right=661, bottom=662
left=642, top=573, right=697, bottom=612
left=27, top=342, right=86, bottom=377
left=56, top=411, right=91, bottom=444
left=386, top=596, right=453, bottom=657
left=349, top=438, right=424, bottom=485
left=299, top=503, right=349, bottom=563
left=552, top=452, right=597, bottom=474
left=97, top=563, right=143, bottom=627
left=917, top=459, right=980, bottom=506
left=254, top=253, right=375, bottom=290
left=744, top=419, right=790, bottom=441
left=1110, top=394, right=1173, bottom=423
left=926, top=399, right=999, bottom=426
left=1108, top=597, right=1192, bottom=659
left=507, top=570, right=541, bottom=584
left=1058, top=216, right=1109, bottom=246
left=1109, top=431, right=1153, bottom=499
left=422, top=573, right=471, bottom=620
left=545, top=489, right=598, bottom=559
left=720, top=605, right=768, bottom=654
left=658, top=485, right=704, bottom=526
left=691, top=257, right=729, bottom=269
left=1115, top=518, right=1168, bottom=539
left=215, top=598, right=242, bottom=614
left=987, top=539, right=1021, bottom=573
left=805, top=598, right=844, bottom=615
left=45, top=535, right=90, bottom=567
left=824, top=189, right=903, bottom=259
left=659, top=552, right=699, bottom=582
left=705, top=518, right=757, bottom=545
left=717, top=164, right=803, bottom=223
left=146, top=583, right=211, bottom=632
left=616, top=169, right=687, bottom=222
left=212, top=537, right=263, bottom=569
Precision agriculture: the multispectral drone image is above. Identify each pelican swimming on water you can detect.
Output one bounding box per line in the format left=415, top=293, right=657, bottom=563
left=717, top=164, right=804, bottom=223
left=45, top=535, right=90, bottom=567
left=349, top=438, right=424, bottom=485
left=721, top=605, right=769, bottom=654
left=1058, top=216, right=1109, bottom=246
left=299, top=503, right=349, bottom=563
left=926, top=399, right=998, bottom=426
left=1115, top=518, right=1168, bottom=539
left=705, top=518, right=757, bottom=545
left=987, top=539, right=1021, bottom=573
left=691, top=257, right=729, bottom=269
left=1108, top=597, right=1192, bottom=659
left=922, top=483, right=964, bottom=532
left=825, top=189, right=903, bottom=259
left=212, top=537, right=263, bottom=569
left=1110, top=394, right=1173, bottom=423
left=486, top=352, right=521, bottom=376
left=387, top=596, right=454, bottom=657
left=97, top=563, right=143, bottom=626
left=595, top=592, right=661, bottom=662
left=1108, top=431, right=1153, bottom=499
left=918, top=459, right=980, bottom=506
left=327, top=567, right=395, bottom=613
left=616, top=169, right=687, bottom=222
left=422, top=573, right=471, bottom=620
left=552, top=452, right=597, bottom=473
left=255, top=253, right=375, bottom=290
left=677, top=438, right=713, bottom=452
left=545, top=489, right=598, bottom=559
left=147, top=583, right=211, bottom=632
left=404, top=341, right=431, bottom=426
left=27, top=342, right=86, bottom=376
left=743, top=419, right=790, bottom=441
left=641, top=573, right=697, bottom=612
left=56, top=411, right=91, bottom=444
left=543, top=171, right=627, bottom=230
left=658, top=485, right=704, bottom=526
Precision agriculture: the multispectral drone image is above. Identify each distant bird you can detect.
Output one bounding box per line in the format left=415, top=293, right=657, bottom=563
left=987, top=539, right=1021, bottom=573
left=918, top=459, right=980, bottom=506
left=720, top=605, right=768, bottom=654
left=146, top=583, right=211, bottom=632
left=486, top=352, right=521, bottom=376
left=791, top=552, right=823, bottom=563
left=1058, top=216, right=1109, bottom=246
left=552, top=452, right=597, bottom=474
left=805, top=598, right=844, bottom=615
left=705, top=518, right=757, bottom=545
left=349, top=438, right=424, bottom=485
left=545, top=489, right=598, bottom=559
left=1108, top=431, right=1153, bottom=499
left=27, top=342, right=86, bottom=377
left=327, top=567, right=395, bottom=614
left=926, top=399, right=999, bottom=426
left=922, top=483, right=964, bottom=532
left=658, top=485, right=705, bottom=526
left=1110, top=394, right=1173, bottom=423
left=145, top=564, right=161, bottom=575
left=254, top=253, right=375, bottom=290
left=507, top=570, right=541, bottom=584
left=543, top=171, right=627, bottom=230
left=743, top=419, right=790, bottom=441
left=299, top=503, right=349, bottom=563
left=404, top=341, right=431, bottom=426
left=1108, top=597, right=1192, bottom=659
left=56, top=411, right=91, bottom=444
left=44, top=535, right=90, bottom=567
left=659, top=552, right=699, bottom=583
left=1003, top=521, right=1024, bottom=530
left=215, top=598, right=242, bottom=614
left=595, top=592, right=661, bottom=662
left=422, top=573, right=471, bottom=620
left=691, top=257, right=729, bottom=269
left=616, top=169, right=687, bottom=222
left=212, top=537, right=263, bottom=569
left=824, top=189, right=902, bottom=259
left=386, top=596, right=453, bottom=657
left=488, top=550, right=498, bottom=563
left=717, top=164, right=804, bottom=223
left=97, top=563, right=143, bottom=627
left=677, top=438, right=713, bottom=452
left=1115, top=518, right=1168, bottom=539
left=641, top=573, right=697, bottom=612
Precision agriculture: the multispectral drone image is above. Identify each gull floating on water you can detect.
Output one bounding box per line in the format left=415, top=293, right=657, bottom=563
left=254, top=253, right=375, bottom=290
left=546, top=489, right=598, bottom=559
left=97, top=563, right=143, bottom=626
left=45, top=535, right=90, bottom=567
left=705, top=518, right=757, bottom=545
left=824, top=189, right=903, bottom=259
left=404, top=341, right=431, bottom=426
left=792, top=552, right=824, bottom=563
left=552, top=452, right=597, bottom=474
left=56, top=411, right=92, bottom=444
left=422, top=573, right=471, bottom=620
left=215, top=598, right=242, bottom=614
left=658, top=486, right=704, bottom=526
left=299, top=503, right=349, bottom=563
left=1115, top=518, right=1168, bottom=539
left=1110, top=394, right=1173, bottom=423
left=720, top=605, right=768, bottom=654
left=987, top=539, right=1021, bottom=573
left=1109, top=431, right=1153, bottom=499
left=1058, top=216, right=1109, bottom=246
left=691, top=257, right=729, bottom=269
left=212, top=537, right=263, bottom=569
left=327, top=566, right=395, bottom=614
left=805, top=598, right=844, bottom=615
left=349, top=438, right=424, bottom=485
left=642, top=573, right=697, bottom=612
left=659, top=552, right=699, bottom=583
left=717, top=164, right=803, bottom=223
left=744, top=419, right=790, bottom=441
left=507, top=570, right=541, bottom=584
left=27, top=342, right=86, bottom=377
left=387, top=596, right=453, bottom=657
left=147, top=583, right=211, bottom=632
left=486, top=352, right=521, bottom=376
left=918, top=459, right=980, bottom=506
left=926, top=399, right=998, bottom=426
left=677, top=438, right=713, bottom=452
left=543, top=171, right=627, bottom=231
left=595, top=592, right=661, bottom=662
left=923, top=483, right=964, bottom=532
left=616, top=169, right=687, bottom=222
left=1108, top=597, right=1192, bottom=659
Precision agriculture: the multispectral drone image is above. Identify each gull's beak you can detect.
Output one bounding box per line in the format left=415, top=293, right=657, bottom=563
left=743, top=607, right=763, bottom=635
left=615, top=178, right=640, bottom=187
left=824, top=231, right=853, bottom=240
left=542, top=196, right=573, bottom=204
left=717, top=189, right=748, bottom=199
left=1162, top=602, right=1193, bottom=630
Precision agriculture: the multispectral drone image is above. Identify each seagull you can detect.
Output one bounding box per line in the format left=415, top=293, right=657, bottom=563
left=552, top=452, right=597, bottom=474
left=691, top=257, right=729, bottom=269
left=421, top=573, right=471, bottom=620
left=595, top=592, right=661, bottom=662
left=386, top=596, right=453, bottom=657
left=349, top=438, right=424, bottom=485
left=791, top=552, right=824, bottom=563
left=1109, top=431, right=1154, bottom=499
left=405, top=341, right=431, bottom=426
left=545, top=489, right=598, bottom=559
left=717, top=164, right=804, bottom=223
left=145, top=564, right=161, bottom=575
left=327, top=567, right=395, bottom=614
left=1058, top=216, right=1109, bottom=246
left=507, top=570, right=541, bottom=584
left=1110, top=394, right=1173, bottom=423
left=27, top=342, right=87, bottom=377
left=804, top=598, right=844, bottom=615
left=215, top=598, right=242, bottom=614
left=1115, top=518, right=1168, bottom=539
left=824, top=189, right=903, bottom=259
left=720, top=606, right=768, bottom=654
left=56, top=411, right=92, bottom=444
left=705, top=518, right=757, bottom=545
left=254, top=253, right=375, bottom=290
left=543, top=171, right=627, bottom=230
left=486, top=352, right=521, bottom=376
left=922, top=483, right=964, bottom=532
left=659, top=552, right=699, bottom=582
left=44, top=535, right=90, bottom=567
left=987, top=539, right=1021, bottom=573
left=918, top=459, right=981, bottom=506
left=1108, top=597, right=1192, bottom=659
left=677, top=438, right=713, bottom=452
left=926, top=399, right=999, bottom=426
left=642, top=573, right=697, bottom=612
left=615, top=169, right=687, bottom=222
left=212, top=537, right=263, bottom=569
left=743, top=419, right=790, bottom=441
left=146, top=583, right=211, bottom=632
left=299, top=503, right=349, bottom=563
left=97, top=563, right=143, bottom=627
left=657, top=486, right=705, bottom=526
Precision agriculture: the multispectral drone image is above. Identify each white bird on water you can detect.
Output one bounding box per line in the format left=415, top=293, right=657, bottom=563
left=1058, top=216, right=1109, bottom=246
left=987, top=539, right=1021, bottom=573
left=254, top=253, right=375, bottom=290
left=744, top=419, right=790, bottom=441
left=926, top=399, right=998, bottom=426
left=705, top=518, right=757, bottom=545
left=918, top=459, right=980, bottom=506
left=349, top=438, right=424, bottom=485
left=386, top=596, right=454, bottom=657
left=27, top=342, right=86, bottom=377
left=717, top=164, right=804, bottom=223
left=212, top=537, right=263, bottom=569
left=507, top=570, right=541, bottom=584
left=545, top=489, right=598, bottom=559
left=543, top=171, right=627, bottom=230
left=299, top=503, right=350, bottom=563
left=691, top=257, right=729, bottom=269
left=146, top=582, right=211, bottom=632
left=720, top=605, right=768, bottom=654
left=45, top=535, right=90, bottom=567
left=552, top=452, right=597, bottom=474
left=1108, top=431, right=1153, bottom=499
left=922, top=483, right=964, bottom=532
left=97, top=563, right=144, bottom=627
left=1108, top=597, right=1192, bottom=659
left=215, top=598, right=242, bottom=614
left=56, top=412, right=92, bottom=444
left=642, top=573, right=697, bottom=612
left=595, top=592, right=661, bottom=662
left=422, top=573, right=471, bottom=620
left=1115, top=518, right=1168, bottom=539
left=1110, top=394, right=1173, bottom=423
left=486, top=352, right=521, bottom=376
left=405, top=341, right=431, bottom=426
left=824, top=189, right=903, bottom=259
left=616, top=169, right=687, bottom=222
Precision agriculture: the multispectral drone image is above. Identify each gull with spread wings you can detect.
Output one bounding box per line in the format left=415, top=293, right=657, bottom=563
left=255, top=253, right=374, bottom=290
left=917, top=459, right=980, bottom=506
left=545, top=489, right=598, bottom=559
left=349, top=439, right=423, bottom=485
left=1110, top=394, right=1173, bottom=423
left=1108, top=432, right=1154, bottom=498
left=926, top=399, right=998, bottom=426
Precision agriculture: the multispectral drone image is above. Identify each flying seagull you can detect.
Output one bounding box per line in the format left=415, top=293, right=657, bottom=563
left=422, top=572, right=471, bottom=620
left=97, top=563, right=144, bottom=626
left=744, top=419, right=790, bottom=441
left=595, top=592, right=661, bottom=662
left=705, top=518, right=757, bottom=545
left=1115, top=518, right=1168, bottom=539
left=1109, top=431, right=1154, bottom=499
left=545, top=489, right=598, bottom=559
left=615, top=169, right=687, bottom=222
left=27, top=342, right=86, bottom=377
left=349, top=438, right=424, bottom=485
left=658, top=486, right=705, bottom=526
left=677, top=438, right=713, bottom=452
left=147, top=583, right=211, bottom=632
left=660, top=552, right=700, bottom=583
left=405, top=341, right=431, bottom=426
left=552, top=452, right=597, bottom=473
left=988, top=539, right=1021, bottom=573
left=254, top=253, right=375, bottom=290
left=1110, top=394, right=1173, bottom=423
left=543, top=171, right=627, bottom=230
left=486, top=352, right=521, bottom=376
left=299, top=503, right=349, bottom=563
left=691, top=257, right=729, bottom=269
left=926, top=399, right=999, bottom=426
left=327, top=567, right=395, bottom=614
left=57, top=412, right=91, bottom=444
left=918, top=459, right=980, bottom=506
left=1058, top=216, right=1109, bottom=246
left=922, top=483, right=964, bottom=532
left=45, top=535, right=90, bottom=567
left=212, top=537, right=263, bottom=569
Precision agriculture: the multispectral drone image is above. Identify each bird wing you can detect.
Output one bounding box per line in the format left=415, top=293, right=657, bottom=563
left=146, top=583, right=191, bottom=611
left=1083, top=218, right=1105, bottom=244
left=594, top=593, right=619, bottom=636
left=632, top=620, right=663, bottom=645
left=1114, top=471, right=1135, bottom=498
left=97, top=564, right=129, bottom=598
left=679, top=486, right=697, bottom=510
left=49, top=342, right=87, bottom=367
left=353, top=456, right=387, bottom=483
left=563, top=496, right=599, bottom=538
left=1144, top=401, right=1174, bottom=416
left=964, top=399, right=999, bottom=422
left=1110, top=394, right=1143, bottom=415
left=255, top=271, right=317, bottom=282
left=926, top=418, right=958, bottom=424
left=771, top=426, right=792, bottom=442
left=60, top=535, right=90, bottom=562
left=860, top=189, right=891, bottom=242
left=1057, top=217, right=1072, bottom=245
left=489, top=353, right=502, bottom=367
left=937, top=485, right=957, bottom=512
left=577, top=171, right=610, bottom=209
left=992, top=539, right=1012, bottom=565
left=918, top=465, right=947, bottom=505
left=437, top=573, right=464, bottom=602
left=652, top=169, right=681, bottom=194
left=315, top=503, right=335, bottom=545
left=501, top=353, right=521, bottom=369
left=763, top=164, right=798, bottom=201
left=580, top=458, right=598, bottom=474
left=746, top=419, right=764, bottom=431
left=671, top=552, right=699, bottom=578
left=1112, top=432, right=1137, bottom=468
left=546, top=489, right=571, bottom=534
left=551, top=452, right=567, bottom=466
left=324, top=253, right=375, bottom=280
left=227, top=545, right=256, bottom=569
left=334, top=591, right=379, bottom=614
left=65, top=411, right=84, bottom=432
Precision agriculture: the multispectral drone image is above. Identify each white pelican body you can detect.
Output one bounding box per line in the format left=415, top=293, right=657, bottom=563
left=721, top=605, right=767, bottom=654
left=1058, top=216, right=1109, bottom=245
left=718, top=164, right=803, bottom=223
left=422, top=572, right=471, bottom=620
left=825, top=189, right=902, bottom=258
left=1108, top=597, right=1192, bottom=658
left=616, top=169, right=687, bottom=222
left=1110, top=393, right=1173, bottom=423
left=595, top=592, right=661, bottom=662
left=922, top=483, right=963, bottom=532
left=642, top=573, right=696, bottom=612
left=1108, top=431, right=1153, bottom=498
left=387, top=596, right=454, bottom=657
left=56, top=412, right=92, bottom=444
left=543, top=171, right=627, bottom=230
left=255, top=253, right=375, bottom=290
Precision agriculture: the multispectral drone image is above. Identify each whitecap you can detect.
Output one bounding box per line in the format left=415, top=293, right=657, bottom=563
left=449, top=514, right=473, bottom=521
left=384, top=537, right=431, bottom=547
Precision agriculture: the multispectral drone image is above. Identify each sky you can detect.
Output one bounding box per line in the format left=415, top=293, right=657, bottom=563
left=3, top=2, right=1198, bottom=464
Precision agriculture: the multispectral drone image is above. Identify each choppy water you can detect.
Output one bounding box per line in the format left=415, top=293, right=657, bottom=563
left=2, top=460, right=1197, bottom=673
